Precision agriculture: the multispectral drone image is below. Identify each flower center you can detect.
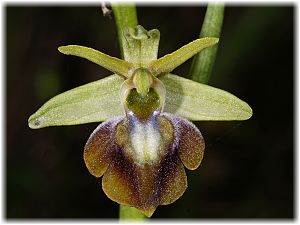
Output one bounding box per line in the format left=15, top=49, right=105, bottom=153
left=120, top=67, right=166, bottom=121
left=116, top=67, right=171, bottom=164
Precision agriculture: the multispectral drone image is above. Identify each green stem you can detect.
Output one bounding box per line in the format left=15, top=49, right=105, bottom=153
left=112, top=4, right=147, bottom=221
left=189, top=3, right=224, bottom=84
left=111, top=3, right=138, bottom=59
left=119, top=205, right=147, bottom=221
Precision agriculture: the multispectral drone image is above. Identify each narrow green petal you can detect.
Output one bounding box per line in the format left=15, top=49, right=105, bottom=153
left=161, top=74, right=252, bottom=121
left=58, top=45, right=134, bottom=78
left=149, top=38, right=219, bottom=76
left=28, top=74, right=123, bottom=129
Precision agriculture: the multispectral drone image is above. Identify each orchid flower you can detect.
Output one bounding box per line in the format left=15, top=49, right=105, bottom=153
left=28, top=25, right=252, bottom=217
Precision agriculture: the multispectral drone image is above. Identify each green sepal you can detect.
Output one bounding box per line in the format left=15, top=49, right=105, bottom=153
left=58, top=45, right=133, bottom=78
left=28, top=74, right=124, bottom=129
left=161, top=74, right=252, bottom=121
left=123, top=25, right=160, bottom=67
left=28, top=73, right=252, bottom=129
left=150, top=37, right=219, bottom=76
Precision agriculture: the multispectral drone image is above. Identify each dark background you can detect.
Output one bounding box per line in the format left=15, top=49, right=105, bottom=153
left=6, top=5, right=294, bottom=219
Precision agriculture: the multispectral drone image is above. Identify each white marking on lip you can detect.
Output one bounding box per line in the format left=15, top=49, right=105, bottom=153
left=131, top=120, right=161, bottom=164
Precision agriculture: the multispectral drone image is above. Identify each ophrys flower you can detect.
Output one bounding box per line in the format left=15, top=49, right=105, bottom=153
left=28, top=25, right=252, bottom=217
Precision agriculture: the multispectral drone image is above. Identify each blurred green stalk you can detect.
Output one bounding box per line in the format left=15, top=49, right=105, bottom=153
left=112, top=3, right=138, bottom=59
left=119, top=205, right=147, bottom=220
left=189, top=3, right=224, bottom=84
left=112, top=3, right=147, bottom=220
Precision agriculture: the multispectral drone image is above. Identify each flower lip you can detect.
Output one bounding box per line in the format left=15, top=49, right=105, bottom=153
left=84, top=111, right=205, bottom=217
